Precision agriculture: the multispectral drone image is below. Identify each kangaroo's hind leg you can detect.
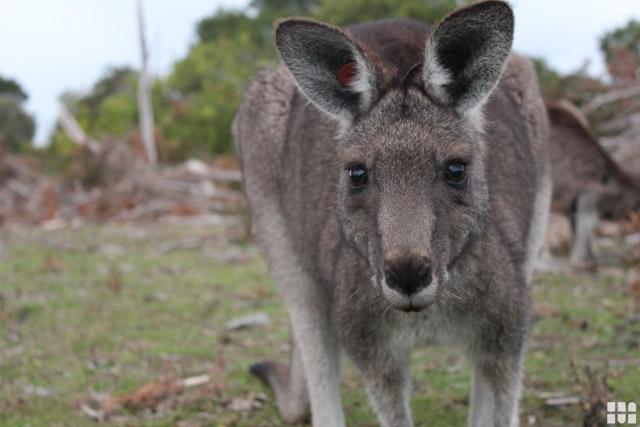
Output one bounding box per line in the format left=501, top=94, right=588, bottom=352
left=251, top=329, right=310, bottom=423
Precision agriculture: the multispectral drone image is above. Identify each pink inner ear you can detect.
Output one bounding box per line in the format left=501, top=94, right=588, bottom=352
left=337, top=62, right=357, bottom=87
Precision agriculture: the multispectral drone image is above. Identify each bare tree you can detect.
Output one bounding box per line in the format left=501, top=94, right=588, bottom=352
left=137, top=0, right=157, bottom=167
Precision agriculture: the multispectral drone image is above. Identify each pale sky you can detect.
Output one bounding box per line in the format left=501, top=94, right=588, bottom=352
left=0, top=0, right=638, bottom=146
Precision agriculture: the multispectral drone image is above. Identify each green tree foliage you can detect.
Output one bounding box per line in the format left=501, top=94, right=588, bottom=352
left=0, top=76, right=28, bottom=101
left=315, top=0, right=469, bottom=27
left=197, top=10, right=261, bottom=45
left=599, top=19, right=640, bottom=83
left=41, top=125, right=79, bottom=172
left=154, top=12, right=274, bottom=160
left=600, top=19, right=640, bottom=63
left=250, top=0, right=319, bottom=27
left=0, top=75, right=35, bottom=153
left=60, top=66, right=138, bottom=140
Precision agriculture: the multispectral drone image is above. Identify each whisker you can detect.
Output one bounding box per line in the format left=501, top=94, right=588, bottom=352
left=447, top=290, right=462, bottom=300
left=382, top=303, right=392, bottom=319
left=348, top=286, right=364, bottom=301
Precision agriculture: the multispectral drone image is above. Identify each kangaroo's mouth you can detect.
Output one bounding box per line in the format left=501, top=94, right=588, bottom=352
left=399, top=303, right=429, bottom=313
left=388, top=298, right=435, bottom=313
left=380, top=277, right=439, bottom=312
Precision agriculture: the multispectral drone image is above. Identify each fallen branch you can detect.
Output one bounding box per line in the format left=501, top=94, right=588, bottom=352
left=598, top=111, right=640, bottom=134
left=205, top=168, right=242, bottom=183
left=58, top=106, right=100, bottom=153
left=582, top=84, right=640, bottom=114
left=180, top=374, right=210, bottom=388
left=545, top=396, right=581, bottom=406
left=80, top=403, right=105, bottom=423
left=154, top=178, right=244, bottom=202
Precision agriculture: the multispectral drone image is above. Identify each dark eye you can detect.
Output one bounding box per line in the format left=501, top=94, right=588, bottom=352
left=348, top=166, right=368, bottom=188
left=444, top=162, right=467, bottom=188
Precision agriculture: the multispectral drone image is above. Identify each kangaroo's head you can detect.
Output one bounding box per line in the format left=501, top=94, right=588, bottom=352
left=275, top=1, right=514, bottom=311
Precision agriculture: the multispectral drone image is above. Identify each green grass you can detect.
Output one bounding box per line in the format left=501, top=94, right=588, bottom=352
left=0, top=222, right=638, bottom=426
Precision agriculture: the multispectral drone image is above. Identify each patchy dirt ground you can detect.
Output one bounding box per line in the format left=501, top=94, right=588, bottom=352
left=0, top=217, right=638, bottom=426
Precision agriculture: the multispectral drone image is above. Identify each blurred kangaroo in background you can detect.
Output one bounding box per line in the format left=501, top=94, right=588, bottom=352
left=233, top=1, right=551, bottom=426
left=547, top=100, right=640, bottom=266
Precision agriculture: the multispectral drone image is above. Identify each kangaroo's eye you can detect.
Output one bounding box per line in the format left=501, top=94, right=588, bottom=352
left=444, top=162, right=467, bottom=188
left=348, top=166, right=367, bottom=188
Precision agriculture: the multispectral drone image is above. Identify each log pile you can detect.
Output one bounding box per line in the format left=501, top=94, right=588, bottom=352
left=0, top=142, right=244, bottom=226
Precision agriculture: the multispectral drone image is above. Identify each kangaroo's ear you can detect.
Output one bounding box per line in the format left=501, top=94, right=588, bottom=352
left=275, top=18, right=380, bottom=123
left=422, top=1, right=514, bottom=116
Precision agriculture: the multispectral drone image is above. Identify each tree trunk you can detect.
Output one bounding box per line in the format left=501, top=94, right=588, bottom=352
left=137, top=0, right=157, bottom=167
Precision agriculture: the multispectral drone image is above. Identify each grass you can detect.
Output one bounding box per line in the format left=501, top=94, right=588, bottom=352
left=0, top=221, right=638, bottom=426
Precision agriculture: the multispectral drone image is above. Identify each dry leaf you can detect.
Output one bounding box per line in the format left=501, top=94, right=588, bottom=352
left=85, top=374, right=211, bottom=418
left=107, top=267, right=122, bottom=294
left=39, top=254, right=65, bottom=273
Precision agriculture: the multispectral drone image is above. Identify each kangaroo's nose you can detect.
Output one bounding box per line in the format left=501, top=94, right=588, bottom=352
left=384, top=258, right=432, bottom=296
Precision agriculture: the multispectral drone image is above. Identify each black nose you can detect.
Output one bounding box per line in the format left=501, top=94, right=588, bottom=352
left=385, top=264, right=432, bottom=296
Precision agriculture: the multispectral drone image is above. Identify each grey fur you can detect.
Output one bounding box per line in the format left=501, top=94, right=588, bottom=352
left=233, top=2, right=550, bottom=426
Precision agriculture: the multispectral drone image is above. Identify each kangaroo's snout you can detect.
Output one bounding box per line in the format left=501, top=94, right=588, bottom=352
left=384, top=254, right=432, bottom=296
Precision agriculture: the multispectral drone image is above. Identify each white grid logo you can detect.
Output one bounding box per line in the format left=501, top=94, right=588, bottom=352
left=607, top=402, right=637, bottom=425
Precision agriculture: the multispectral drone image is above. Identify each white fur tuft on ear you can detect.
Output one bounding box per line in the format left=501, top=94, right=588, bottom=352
left=423, top=40, right=454, bottom=105
left=464, top=103, right=487, bottom=134
left=350, top=56, right=376, bottom=111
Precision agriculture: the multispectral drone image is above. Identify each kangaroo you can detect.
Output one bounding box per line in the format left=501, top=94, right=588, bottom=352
left=232, top=2, right=551, bottom=426
left=547, top=100, right=640, bottom=265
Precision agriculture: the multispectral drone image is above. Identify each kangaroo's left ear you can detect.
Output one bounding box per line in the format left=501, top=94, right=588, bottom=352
left=422, top=1, right=514, bottom=116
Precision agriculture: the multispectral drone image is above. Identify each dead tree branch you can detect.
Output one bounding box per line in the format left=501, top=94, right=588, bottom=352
left=582, top=84, right=640, bottom=114
left=57, top=106, right=100, bottom=153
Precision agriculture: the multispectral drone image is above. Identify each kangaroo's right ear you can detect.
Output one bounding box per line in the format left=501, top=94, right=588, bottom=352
left=275, top=18, right=380, bottom=123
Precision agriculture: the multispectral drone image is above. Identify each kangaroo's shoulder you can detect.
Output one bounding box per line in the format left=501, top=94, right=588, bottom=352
left=233, top=65, right=299, bottom=156
left=487, top=53, right=549, bottom=147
